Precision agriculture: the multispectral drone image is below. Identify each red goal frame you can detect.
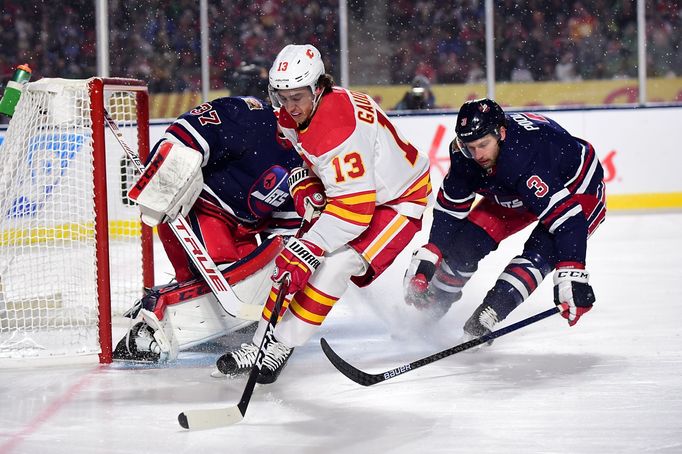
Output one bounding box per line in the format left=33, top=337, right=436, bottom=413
left=90, top=78, right=154, bottom=363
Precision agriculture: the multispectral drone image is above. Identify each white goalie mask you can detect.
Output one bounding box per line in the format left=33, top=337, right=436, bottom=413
left=268, top=44, right=325, bottom=109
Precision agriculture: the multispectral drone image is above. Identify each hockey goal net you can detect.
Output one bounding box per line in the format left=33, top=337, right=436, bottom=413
left=0, top=78, right=154, bottom=363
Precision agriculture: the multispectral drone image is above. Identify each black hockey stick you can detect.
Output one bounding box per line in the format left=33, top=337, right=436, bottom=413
left=320, top=306, right=560, bottom=386
left=177, top=280, right=290, bottom=430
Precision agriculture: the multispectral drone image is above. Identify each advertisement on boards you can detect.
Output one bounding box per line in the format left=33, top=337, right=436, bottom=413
left=2, top=106, right=681, bottom=211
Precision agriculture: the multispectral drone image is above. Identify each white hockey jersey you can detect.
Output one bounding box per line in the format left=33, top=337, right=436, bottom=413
left=277, top=87, right=432, bottom=253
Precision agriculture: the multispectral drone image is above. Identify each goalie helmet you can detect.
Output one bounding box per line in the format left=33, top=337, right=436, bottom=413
left=268, top=44, right=325, bottom=107
left=231, top=61, right=269, bottom=100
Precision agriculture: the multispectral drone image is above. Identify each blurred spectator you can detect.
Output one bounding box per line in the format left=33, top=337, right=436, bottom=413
left=393, top=75, right=436, bottom=110
left=555, top=51, right=582, bottom=81
left=511, top=58, right=534, bottom=82
left=568, top=1, right=598, bottom=42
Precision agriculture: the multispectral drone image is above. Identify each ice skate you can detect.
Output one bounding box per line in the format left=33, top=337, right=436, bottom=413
left=214, top=334, right=294, bottom=384
left=113, top=321, right=162, bottom=362
left=462, top=304, right=499, bottom=346
left=257, top=336, right=294, bottom=384
left=214, top=342, right=260, bottom=377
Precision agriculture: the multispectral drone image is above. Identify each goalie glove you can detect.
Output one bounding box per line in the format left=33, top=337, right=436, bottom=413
left=128, top=141, right=204, bottom=226
left=287, top=167, right=326, bottom=223
left=553, top=263, right=596, bottom=327
left=272, top=237, right=324, bottom=294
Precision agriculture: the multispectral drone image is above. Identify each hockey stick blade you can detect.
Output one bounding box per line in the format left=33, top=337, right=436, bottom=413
left=321, top=306, right=560, bottom=386
left=178, top=281, right=290, bottom=430
left=178, top=406, right=243, bottom=430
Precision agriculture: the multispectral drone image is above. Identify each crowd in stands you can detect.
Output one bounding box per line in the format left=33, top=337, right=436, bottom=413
left=387, top=0, right=681, bottom=84
left=0, top=0, right=339, bottom=94
left=0, top=0, right=679, bottom=95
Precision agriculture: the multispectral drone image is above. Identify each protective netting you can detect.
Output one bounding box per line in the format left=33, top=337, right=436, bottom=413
left=0, top=78, right=148, bottom=359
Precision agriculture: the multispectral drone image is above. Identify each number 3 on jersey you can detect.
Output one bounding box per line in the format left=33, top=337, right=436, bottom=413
left=332, top=152, right=365, bottom=183
left=527, top=175, right=549, bottom=197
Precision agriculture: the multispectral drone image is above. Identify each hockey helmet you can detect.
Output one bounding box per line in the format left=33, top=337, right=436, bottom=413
left=268, top=44, right=325, bottom=107
left=231, top=61, right=269, bottom=100
left=454, top=98, right=506, bottom=158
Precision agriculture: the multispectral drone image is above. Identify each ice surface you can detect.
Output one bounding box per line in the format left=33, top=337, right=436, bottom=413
left=1, top=212, right=681, bottom=454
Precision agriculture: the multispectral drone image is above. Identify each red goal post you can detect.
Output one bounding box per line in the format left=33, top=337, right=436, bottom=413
left=0, top=77, right=155, bottom=364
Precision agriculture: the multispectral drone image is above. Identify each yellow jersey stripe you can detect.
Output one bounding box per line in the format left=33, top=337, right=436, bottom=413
left=329, top=191, right=377, bottom=205
left=290, top=298, right=326, bottom=324
left=364, top=215, right=408, bottom=262
left=325, top=203, right=373, bottom=224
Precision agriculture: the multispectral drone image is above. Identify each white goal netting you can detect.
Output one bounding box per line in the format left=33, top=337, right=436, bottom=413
left=0, top=78, right=151, bottom=360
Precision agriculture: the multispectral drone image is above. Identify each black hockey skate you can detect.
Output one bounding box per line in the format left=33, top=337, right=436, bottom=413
left=462, top=304, right=499, bottom=346
left=257, top=335, right=294, bottom=384
left=215, top=342, right=260, bottom=376
left=113, top=321, right=161, bottom=362
left=215, top=333, right=294, bottom=384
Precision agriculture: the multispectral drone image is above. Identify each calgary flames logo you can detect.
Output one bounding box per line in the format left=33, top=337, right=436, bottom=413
left=306, top=48, right=315, bottom=59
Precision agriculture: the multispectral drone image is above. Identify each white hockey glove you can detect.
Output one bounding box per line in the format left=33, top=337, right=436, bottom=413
left=553, top=265, right=596, bottom=326
left=128, top=141, right=204, bottom=226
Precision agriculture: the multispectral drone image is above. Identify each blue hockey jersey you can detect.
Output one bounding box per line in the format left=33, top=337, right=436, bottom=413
left=436, top=111, right=605, bottom=265
left=152, top=96, right=303, bottom=233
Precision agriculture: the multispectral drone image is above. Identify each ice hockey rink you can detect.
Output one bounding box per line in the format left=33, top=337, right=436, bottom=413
left=1, top=209, right=681, bottom=454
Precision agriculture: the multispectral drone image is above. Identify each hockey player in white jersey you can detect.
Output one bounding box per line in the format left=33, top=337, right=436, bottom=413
left=215, top=44, right=433, bottom=384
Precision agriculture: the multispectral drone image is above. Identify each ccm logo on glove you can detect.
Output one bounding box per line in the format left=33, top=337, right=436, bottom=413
left=553, top=264, right=595, bottom=327
left=556, top=269, right=589, bottom=280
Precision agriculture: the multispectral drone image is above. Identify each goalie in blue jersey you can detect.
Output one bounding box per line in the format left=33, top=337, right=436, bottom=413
left=113, top=85, right=323, bottom=362
left=404, top=98, right=606, bottom=339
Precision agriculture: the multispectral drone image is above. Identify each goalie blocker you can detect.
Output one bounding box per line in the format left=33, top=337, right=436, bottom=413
left=113, top=236, right=285, bottom=362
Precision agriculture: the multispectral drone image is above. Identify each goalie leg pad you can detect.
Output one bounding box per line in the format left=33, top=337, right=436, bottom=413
left=140, top=308, right=179, bottom=362
left=115, top=236, right=285, bottom=362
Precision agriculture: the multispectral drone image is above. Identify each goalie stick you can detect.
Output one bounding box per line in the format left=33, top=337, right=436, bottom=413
left=103, top=110, right=261, bottom=321
left=177, top=280, right=291, bottom=430
left=320, top=306, right=560, bottom=386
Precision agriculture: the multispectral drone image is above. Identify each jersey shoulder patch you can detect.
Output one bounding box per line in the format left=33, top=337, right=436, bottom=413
left=239, top=96, right=265, bottom=110
left=300, top=89, right=356, bottom=157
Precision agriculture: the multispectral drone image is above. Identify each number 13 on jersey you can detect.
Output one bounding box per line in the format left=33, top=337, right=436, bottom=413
left=332, top=152, right=365, bottom=183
